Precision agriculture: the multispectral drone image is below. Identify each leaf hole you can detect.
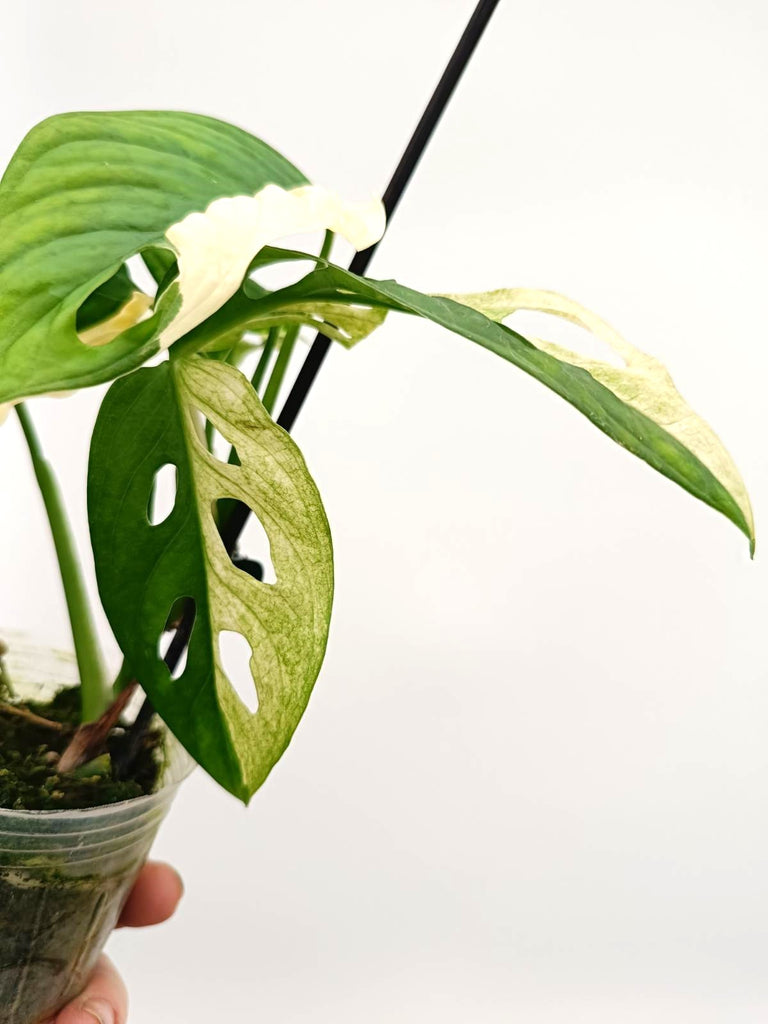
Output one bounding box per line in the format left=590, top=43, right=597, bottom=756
left=126, top=254, right=160, bottom=297
left=168, top=639, right=189, bottom=680
left=218, top=630, right=259, bottom=714
left=199, top=414, right=241, bottom=465
left=148, top=463, right=178, bottom=525
left=231, top=556, right=264, bottom=583
left=163, top=595, right=190, bottom=632
left=249, top=235, right=325, bottom=291
left=158, top=597, right=196, bottom=680
left=213, top=499, right=276, bottom=584
left=76, top=261, right=153, bottom=346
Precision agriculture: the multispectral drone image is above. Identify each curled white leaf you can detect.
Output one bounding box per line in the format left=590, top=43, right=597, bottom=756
left=445, top=287, right=755, bottom=546
left=160, top=185, right=386, bottom=349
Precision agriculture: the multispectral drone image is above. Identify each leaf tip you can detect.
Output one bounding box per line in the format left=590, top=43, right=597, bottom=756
left=235, top=781, right=254, bottom=806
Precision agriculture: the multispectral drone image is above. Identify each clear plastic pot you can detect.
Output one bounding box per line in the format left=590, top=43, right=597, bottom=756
left=0, top=637, right=193, bottom=1023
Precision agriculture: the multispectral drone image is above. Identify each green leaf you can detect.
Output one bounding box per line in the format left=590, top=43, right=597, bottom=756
left=0, top=110, right=307, bottom=405
left=88, top=358, right=334, bottom=801
left=234, top=251, right=754, bottom=551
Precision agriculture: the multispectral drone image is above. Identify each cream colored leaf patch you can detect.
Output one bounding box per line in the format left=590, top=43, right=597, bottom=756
left=159, top=185, right=386, bottom=349
left=445, top=287, right=755, bottom=548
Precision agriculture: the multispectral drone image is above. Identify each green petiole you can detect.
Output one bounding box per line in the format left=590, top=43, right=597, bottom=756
left=254, top=232, right=335, bottom=416
left=15, top=404, right=109, bottom=722
left=261, top=325, right=300, bottom=415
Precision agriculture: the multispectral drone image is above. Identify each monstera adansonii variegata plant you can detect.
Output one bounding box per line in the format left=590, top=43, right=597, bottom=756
left=0, top=111, right=754, bottom=801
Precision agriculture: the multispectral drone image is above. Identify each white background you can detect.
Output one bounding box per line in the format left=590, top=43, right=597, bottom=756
left=1, top=1, right=768, bottom=1020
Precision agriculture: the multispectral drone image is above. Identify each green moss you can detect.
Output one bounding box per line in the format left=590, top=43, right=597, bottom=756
left=0, top=688, right=162, bottom=811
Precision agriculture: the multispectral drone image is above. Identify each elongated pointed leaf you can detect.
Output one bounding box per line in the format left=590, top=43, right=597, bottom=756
left=88, top=358, right=334, bottom=801
left=235, top=252, right=753, bottom=550
left=0, top=110, right=307, bottom=404
left=442, top=286, right=754, bottom=550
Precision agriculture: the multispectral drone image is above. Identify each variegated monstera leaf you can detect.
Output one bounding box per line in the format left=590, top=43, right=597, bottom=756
left=88, top=358, right=333, bottom=801
left=0, top=111, right=384, bottom=414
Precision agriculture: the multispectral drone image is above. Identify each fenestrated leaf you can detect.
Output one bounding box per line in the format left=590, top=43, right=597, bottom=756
left=231, top=298, right=386, bottom=348
left=225, top=251, right=753, bottom=550
left=311, top=302, right=388, bottom=347
left=88, top=357, right=334, bottom=801
left=0, top=110, right=307, bottom=405
left=172, top=261, right=390, bottom=357
left=186, top=290, right=389, bottom=353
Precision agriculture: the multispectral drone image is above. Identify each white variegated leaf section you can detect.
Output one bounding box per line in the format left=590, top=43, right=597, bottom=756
left=160, top=185, right=386, bottom=348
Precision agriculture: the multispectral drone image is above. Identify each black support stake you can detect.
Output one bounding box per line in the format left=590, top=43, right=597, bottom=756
left=221, top=0, right=501, bottom=552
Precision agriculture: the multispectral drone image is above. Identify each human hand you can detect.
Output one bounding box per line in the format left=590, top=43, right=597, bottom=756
left=45, top=861, right=184, bottom=1024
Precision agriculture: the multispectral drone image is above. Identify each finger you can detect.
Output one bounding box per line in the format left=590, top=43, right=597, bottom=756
left=117, top=860, right=184, bottom=928
left=49, top=954, right=127, bottom=1024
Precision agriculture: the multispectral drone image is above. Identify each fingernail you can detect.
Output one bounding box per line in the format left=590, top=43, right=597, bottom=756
left=82, top=999, right=115, bottom=1024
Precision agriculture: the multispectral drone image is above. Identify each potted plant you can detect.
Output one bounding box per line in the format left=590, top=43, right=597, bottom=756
left=0, top=102, right=753, bottom=1022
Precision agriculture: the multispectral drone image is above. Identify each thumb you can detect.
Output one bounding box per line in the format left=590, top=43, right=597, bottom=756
left=48, top=955, right=128, bottom=1024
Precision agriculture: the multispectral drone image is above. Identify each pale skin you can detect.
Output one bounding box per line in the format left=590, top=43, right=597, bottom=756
left=44, top=861, right=184, bottom=1024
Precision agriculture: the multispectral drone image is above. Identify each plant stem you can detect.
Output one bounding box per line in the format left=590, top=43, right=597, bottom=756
left=258, top=234, right=334, bottom=415
left=15, top=404, right=109, bottom=722
left=261, top=325, right=299, bottom=415
left=251, top=327, right=279, bottom=396
left=317, top=228, right=335, bottom=264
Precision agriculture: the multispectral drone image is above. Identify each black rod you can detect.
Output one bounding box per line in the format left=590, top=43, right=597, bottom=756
left=117, top=0, right=502, bottom=773
left=220, top=0, right=501, bottom=552
left=278, top=0, right=502, bottom=432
